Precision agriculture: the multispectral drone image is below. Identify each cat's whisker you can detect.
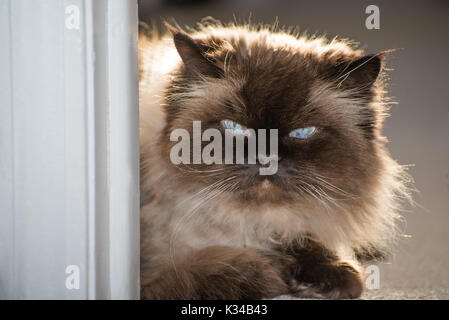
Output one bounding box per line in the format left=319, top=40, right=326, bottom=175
left=301, top=183, right=334, bottom=216
left=289, top=181, right=332, bottom=217
left=308, top=178, right=357, bottom=201
left=291, top=168, right=358, bottom=201
left=311, top=175, right=354, bottom=197
left=310, top=184, right=345, bottom=211
left=174, top=164, right=231, bottom=176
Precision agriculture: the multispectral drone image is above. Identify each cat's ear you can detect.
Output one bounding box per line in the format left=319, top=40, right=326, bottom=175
left=165, top=22, right=220, bottom=77
left=334, top=53, right=385, bottom=90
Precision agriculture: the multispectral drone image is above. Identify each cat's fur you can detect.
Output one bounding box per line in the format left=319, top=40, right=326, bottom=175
left=139, top=19, right=411, bottom=299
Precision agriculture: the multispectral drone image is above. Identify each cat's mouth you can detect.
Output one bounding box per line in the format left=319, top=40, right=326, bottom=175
left=243, top=176, right=290, bottom=201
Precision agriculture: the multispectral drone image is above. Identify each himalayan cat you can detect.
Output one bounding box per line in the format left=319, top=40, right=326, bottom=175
left=138, top=19, right=411, bottom=299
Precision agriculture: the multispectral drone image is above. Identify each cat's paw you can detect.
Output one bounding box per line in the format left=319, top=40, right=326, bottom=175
left=288, top=262, right=364, bottom=299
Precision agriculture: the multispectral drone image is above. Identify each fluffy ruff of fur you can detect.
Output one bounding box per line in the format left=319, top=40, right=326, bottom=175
left=139, top=19, right=413, bottom=299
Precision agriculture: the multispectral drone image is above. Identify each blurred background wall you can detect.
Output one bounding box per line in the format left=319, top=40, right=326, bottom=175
left=138, top=0, right=449, bottom=298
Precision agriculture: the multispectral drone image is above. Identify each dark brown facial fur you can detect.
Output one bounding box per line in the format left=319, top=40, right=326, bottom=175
left=162, top=23, right=384, bottom=206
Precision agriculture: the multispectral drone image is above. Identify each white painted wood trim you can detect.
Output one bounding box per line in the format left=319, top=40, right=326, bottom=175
left=0, top=0, right=140, bottom=299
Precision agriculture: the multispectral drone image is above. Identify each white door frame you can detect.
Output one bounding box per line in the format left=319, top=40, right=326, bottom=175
left=0, top=0, right=140, bottom=299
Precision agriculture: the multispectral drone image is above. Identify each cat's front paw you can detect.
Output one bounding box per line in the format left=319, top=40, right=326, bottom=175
left=288, top=262, right=364, bottom=299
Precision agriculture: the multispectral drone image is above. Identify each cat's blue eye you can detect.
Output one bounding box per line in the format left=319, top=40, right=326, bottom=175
left=289, top=126, right=316, bottom=139
left=222, top=120, right=247, bottom=135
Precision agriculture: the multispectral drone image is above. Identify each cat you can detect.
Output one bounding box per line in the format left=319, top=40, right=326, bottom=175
left=138, top=19, right=411, bottom=299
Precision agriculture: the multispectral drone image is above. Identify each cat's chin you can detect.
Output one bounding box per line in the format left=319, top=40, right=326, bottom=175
left=233, top=178, right=295, bottom=204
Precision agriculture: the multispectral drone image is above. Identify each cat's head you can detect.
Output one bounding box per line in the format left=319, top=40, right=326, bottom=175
left=160, top=22, right=389, bottom=206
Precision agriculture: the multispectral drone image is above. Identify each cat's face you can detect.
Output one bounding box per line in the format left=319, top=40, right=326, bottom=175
left=161, top=26, right=385, bottom=205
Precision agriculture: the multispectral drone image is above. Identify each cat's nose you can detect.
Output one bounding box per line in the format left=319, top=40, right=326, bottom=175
left=258, top=154, right=282, bottom=166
